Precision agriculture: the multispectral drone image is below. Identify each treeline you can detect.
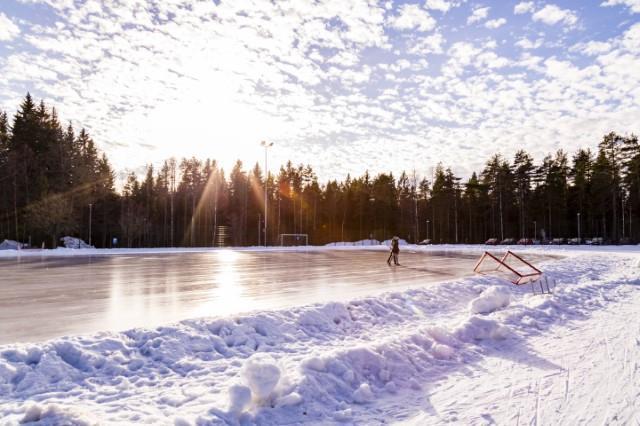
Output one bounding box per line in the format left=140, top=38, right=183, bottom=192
left=0, top=94, right=117, bottom=248
left=1, top=95, right=639, bottom=248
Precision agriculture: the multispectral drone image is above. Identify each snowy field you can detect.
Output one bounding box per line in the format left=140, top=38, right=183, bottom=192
left=0, top=244, right=639, bottom=425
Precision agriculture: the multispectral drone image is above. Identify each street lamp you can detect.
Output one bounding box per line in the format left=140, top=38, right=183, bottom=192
left=88, top=203, right=93, bottom=247
left=260, top=141, right=274, bottom=246
left=369, top=197, right=375, bottom=241
left=577, top=212, right=581, bottom=243
left=426, top=220, right=430, bottom=240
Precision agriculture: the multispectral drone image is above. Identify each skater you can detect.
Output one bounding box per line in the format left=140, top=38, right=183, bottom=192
left=387, top=236, right=400, bottom=266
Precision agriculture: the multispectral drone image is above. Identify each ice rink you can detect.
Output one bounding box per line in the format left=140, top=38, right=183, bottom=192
left=0, top=248, right=550, bottom=344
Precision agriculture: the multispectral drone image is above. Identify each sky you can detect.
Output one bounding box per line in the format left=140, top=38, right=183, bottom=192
left=0, top=0, right=639, bottom=183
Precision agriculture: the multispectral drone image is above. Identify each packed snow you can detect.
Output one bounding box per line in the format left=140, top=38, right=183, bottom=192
left=59, top=236, right=95, bottom=249
left=0, top=245, right=639, bottom=425
left=0, top=239, right=24, bottom=250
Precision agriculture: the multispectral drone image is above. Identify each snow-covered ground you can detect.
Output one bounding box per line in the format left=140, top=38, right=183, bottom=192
left=0, top=245, right=639, bottom=425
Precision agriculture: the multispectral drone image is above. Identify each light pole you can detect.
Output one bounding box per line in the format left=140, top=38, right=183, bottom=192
left=533, top=220, right=537, bottom=241
left=88, top=203, right=93, bottom=247
left=260, top=141, right=273, bottom=246
left=369, top=197, right=375, bottom=241
left=426, top=220, right=430, bottom=240
left=577, top=212, right=581, bottom=242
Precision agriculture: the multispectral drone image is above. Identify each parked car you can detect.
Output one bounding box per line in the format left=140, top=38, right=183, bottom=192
left=591, top=237, right=604, bottom=245
left=485, top=238, right=499, bottom=245
left=618, top=237, right=633, bottom=245
left=418, top=239, right=432, bottom=245
left=517, top=238, right=533, bottom=245
left=551, top=238, right=566, bottom=245
left=501, top=238, right=516, bottom=245
left=567, top=237, right=582, bottom=245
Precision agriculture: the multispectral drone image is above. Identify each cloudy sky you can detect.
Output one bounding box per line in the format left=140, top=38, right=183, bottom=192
left=0, top=0, right=639, bottom=182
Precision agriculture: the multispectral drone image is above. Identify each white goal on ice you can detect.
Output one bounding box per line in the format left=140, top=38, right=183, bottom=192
left=279, top=233, right=309, bottom=246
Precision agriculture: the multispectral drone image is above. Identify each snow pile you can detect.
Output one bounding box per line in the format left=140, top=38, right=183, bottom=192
left=382, top=238, right=408, bottom=246
left=0, top=239, right=24, bottom=250
left=325, top=239, right=381, bottom=246
left=59, top=236, right=94, bottom=249
left=240, top=353, right=282, bottom=401
left=453, top=316, right=510, bottom=341
left=468, top=285, right=511, bottom=314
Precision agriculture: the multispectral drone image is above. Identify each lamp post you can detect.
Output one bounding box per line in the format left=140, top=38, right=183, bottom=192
left=577, top=212, right=581, bottom=243
left=260, top=141, right=273, bottom=246
left=369, top=197, right=375, bottom=241
left=533, top=220, right=537, bottom=241
left=426, top=220, right=430, bottom=240
left=88, top=203, right=93, bottom=247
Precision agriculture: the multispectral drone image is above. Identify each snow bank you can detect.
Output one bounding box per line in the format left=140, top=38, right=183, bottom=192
left=325, top=239, right=381, bottom=246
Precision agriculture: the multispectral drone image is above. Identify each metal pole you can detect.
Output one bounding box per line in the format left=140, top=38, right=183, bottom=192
left=213, top=173, right=218, bottom=246
left=261, top=141, right=273, bottom=246
left=426, top=220, right=430, bottom=240
left=264, top=146, right=267, bottom=246
left=577, top=212, right=581, bottom=242
left=621, top=197, right=625, bottom=238
left=533, top=221, right=536, bottom=241
left=88, top=203, right=92, bottom=246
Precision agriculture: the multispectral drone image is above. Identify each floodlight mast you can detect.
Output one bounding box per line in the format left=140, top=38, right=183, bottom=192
left=260, top=141, right=274, bottom=246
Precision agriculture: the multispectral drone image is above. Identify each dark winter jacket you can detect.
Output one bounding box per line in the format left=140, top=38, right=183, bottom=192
left=391, top=239, right=399, bottom=254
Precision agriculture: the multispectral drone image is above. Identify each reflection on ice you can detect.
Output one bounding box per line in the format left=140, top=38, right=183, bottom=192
left=192, top=250, right=257, bottom=318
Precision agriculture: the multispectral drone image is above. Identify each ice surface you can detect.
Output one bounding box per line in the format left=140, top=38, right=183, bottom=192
left=0, top=248, right=497, bottom=344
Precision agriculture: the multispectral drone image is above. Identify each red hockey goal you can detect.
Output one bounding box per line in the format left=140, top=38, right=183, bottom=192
left=473, top=250, right=543, bottom=285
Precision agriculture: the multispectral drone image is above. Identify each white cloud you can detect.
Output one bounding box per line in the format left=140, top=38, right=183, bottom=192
left=515, top=37, right=543, bottom=49
left=485, top=18, right=506, bottom=29
left=425, top=0, right=452, bottom=12
left=571, top=40, right=613, bottom=56
left=601, top=0, right=640, bottom=13
left=467, top=6, right=490, bottom=24
left=327, top=50, right=360, bottom=67
left=532, top=4, right=578, bottom=27
left=514, top=2, right=535, bottom=15
left=0, top=13, right=20, bottom=41
left=408, top=32, right=445, bottom=54
left=391, top=4, right=437, bottom=32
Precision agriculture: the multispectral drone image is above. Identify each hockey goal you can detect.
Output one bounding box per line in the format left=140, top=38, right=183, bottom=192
left=473, top=250, right=542, bottom=285
left=279, top=233, right=309, bottom=246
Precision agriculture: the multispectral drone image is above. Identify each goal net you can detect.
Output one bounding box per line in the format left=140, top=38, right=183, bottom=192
left=473, top=250, right=542, bottom=285
left=279, top=233, right=309, bottom=246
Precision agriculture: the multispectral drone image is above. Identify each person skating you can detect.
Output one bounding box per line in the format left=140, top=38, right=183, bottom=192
left=387, top=236, right=400, bottom=265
